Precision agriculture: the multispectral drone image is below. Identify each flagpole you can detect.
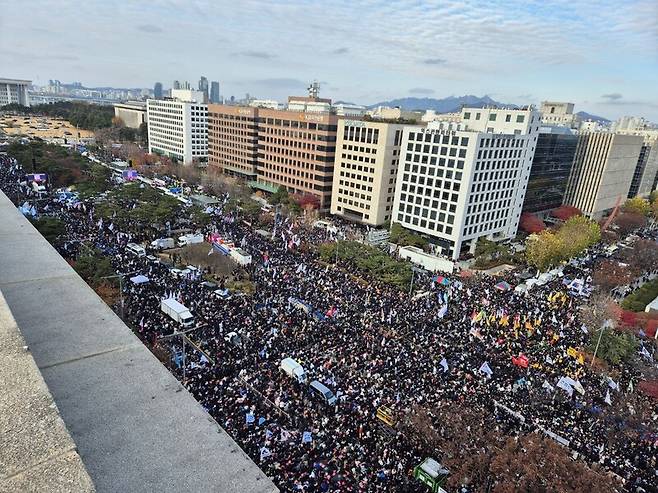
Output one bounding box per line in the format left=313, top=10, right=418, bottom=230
left=590, top=324, right=606, bottom=368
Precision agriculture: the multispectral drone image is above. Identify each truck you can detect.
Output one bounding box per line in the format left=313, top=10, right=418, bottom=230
left=229, top=247, right=252, bottom=266
left=280, top=358, right=307, bottom=383
left=177, top=233, right=204, bottom=248
left=160, top=298, right=195, bottom=327
left=151, top=237, right=175, bottom=250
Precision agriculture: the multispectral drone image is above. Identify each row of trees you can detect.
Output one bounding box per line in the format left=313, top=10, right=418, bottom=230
left=6, top=141, right=91, bottom=187
left=2, top=102, right=114, bottom=130
left=318, top=240, right=412, bottom=288
left=400, top=402, right=616, bottom=492
left=525, top=215, right=601, bottom=271
left=389, top=222, right=428, bottom=249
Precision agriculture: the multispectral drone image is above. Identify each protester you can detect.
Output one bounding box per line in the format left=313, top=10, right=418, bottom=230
left=2, top=153, right=657, bottom=493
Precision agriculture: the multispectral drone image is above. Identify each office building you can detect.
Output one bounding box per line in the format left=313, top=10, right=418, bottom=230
left=249, top=99, right=285, bottom=110
left=0, top=78, right=31, bottom=106
left=287, top=95, right=332, bottom=113
left=255, top=107, right=338, bottom=208
left=208, top=98, right=338, bottom=208
left=147, top=93, right=208, bottom=165
left=333, top=103, right=367, bottom=117
left=331, top=119, right=406, bottom=226
left=207, top=104, right=259, bottom=179
left=369, top=106, right=423, bottom=121
left=627, top=138, right=658, bottom=198
left=392, top=106, right=541, bottom=260
left=523, top=127, right=578, bottom=214
left=153, top=82, right=163, bottom=99
left=210, top=81, right=220, bottom=104
left=113, top=101, right=147, bottom=129
left=563, top=133, right=644, bottom=218
left=540, top=101, right=578, bottom=128
left=198, top=76, right=209, bottom=103
left=173, top=80, right=181, bottom=90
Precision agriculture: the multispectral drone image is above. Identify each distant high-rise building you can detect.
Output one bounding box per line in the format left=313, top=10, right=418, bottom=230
left=210, top=81, right=220, bottom=104
left=198, top=76, right=209, bottom=103
left=0, top=78, right=31, bottom=106
left=153, top=82, right=163, bottom=99
left=564, top=133, right=644, bottom=218
left=523, top=127, right=578, bottom=214
left=391, top=106, right=541, bottom=260
left=173, top=80, right=181, bottom=90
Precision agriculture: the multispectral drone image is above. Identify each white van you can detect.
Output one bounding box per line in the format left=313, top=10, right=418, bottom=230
left=280, top=358, right=307, bottom=383
left=126, top=243, right=146, bottom=257
left=309, top=380, right=337, bottom=406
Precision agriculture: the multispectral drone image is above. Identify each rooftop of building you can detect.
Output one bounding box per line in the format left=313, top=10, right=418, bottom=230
left=0, top=190, right=278, bottom=493
left=0, top=78, right=32, bottom=85
left=114, top=101, right=147, bottom=109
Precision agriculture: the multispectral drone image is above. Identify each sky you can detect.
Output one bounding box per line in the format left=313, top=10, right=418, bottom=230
left=1, top=0, right=657, bottom=121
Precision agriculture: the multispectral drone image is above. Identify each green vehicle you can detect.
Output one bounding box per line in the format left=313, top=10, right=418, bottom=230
left=413, top=458, right=449, bottom=493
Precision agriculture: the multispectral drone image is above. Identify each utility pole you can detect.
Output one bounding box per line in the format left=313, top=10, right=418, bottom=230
left=158, top=324, right=211, bottom=384
left=591, top=319, right=612, bottom=368
left=100, top=270, right=139, bottom=319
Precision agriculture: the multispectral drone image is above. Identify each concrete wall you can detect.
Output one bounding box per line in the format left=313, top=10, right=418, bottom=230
left=0, top=191, right=277, bottom=493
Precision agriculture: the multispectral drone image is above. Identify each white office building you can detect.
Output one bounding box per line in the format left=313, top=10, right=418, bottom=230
left=147, top=94, right=207, bottom=165
left=392, top=107, right=541, bottom=260
left=0, top=78, right=31, bottom=106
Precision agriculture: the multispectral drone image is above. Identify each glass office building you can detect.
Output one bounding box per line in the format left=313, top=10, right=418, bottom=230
left=523, top=129, right=578, bottom=213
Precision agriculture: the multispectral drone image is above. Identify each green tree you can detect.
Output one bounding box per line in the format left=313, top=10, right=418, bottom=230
left=74, top=247, right=115, bottom=288
left=589, top=329, right=639, bottom=365
left=270, top=186, right=289, bottom=205
left=30, top=217, right=66, bottom=244
left=390, top=222, right=428, bottom=249
left=623, top=197, right=651, bottom=216
left=525, top=230, right=564, bottom=271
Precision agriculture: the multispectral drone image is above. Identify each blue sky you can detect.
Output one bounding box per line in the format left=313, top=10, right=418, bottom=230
left=1, top=0, right=657, bottom=120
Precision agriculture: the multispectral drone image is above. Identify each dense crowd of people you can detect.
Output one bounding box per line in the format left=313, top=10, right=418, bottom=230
left=2, top=150, right=658, bottom=492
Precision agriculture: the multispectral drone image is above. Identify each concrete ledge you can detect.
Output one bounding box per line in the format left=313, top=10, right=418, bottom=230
left=0, top=289, right=94, bottom=493
left=0, top=191, right=277, bottom=493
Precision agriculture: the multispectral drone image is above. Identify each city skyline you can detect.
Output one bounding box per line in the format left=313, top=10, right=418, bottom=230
left=1, top=0, right=657, bottom=121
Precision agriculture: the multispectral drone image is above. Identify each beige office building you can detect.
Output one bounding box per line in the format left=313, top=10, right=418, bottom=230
left=207, top=105, right=259, bottom=179
left=564, top=133, right=644, bottom=218
left=113, top=101, right=146, bottom=129
left=540, top=101, right=578, bottom=128
left=331, top=120, right=406, bottom=226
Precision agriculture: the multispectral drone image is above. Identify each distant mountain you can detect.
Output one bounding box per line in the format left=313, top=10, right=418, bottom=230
left=576, top=111, right=610, bottom=123
left=368, top=95, right=516, bottom=113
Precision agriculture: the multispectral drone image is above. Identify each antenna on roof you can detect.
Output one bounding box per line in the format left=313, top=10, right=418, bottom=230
left=308, top=80, right=320, bottom=99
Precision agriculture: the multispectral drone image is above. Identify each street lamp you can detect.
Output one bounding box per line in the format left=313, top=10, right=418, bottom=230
left=590, top=318, right=613, bottom=368
left=100, top=270, right=140, bottom=319
left=158, top=324, right=213, bottom=383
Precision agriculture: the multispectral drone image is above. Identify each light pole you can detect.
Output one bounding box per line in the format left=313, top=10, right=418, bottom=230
left=158, top=324, right=212, bottom=383
left=100, top=270, right=139, bottom=319
left=591, top=319, right=613, bottom=368
left=409, top=266, right=423, bottom=296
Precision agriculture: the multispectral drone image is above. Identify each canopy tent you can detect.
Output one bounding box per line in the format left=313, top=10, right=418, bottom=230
left=495, top=280, right=512, bottom=291
left=434, top=275, right=450, bottom=286
left=130, top=275, right=150, bottom=284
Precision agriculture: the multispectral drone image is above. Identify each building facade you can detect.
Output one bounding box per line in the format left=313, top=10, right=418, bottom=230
left=522, top=127, right=578, bottom=214
left=255, top=108, right=338, bottom=208
left=331, top=120, right=405, bottom=226
left=210, top=81, right=220, bottom=104
left=392, top=107, right=541, bottom=260
left=540, top=101, right=577, bottom=127
left=0, top=78, right=31, bottom=106
left=153, top=82, right=163, bottom=99
left=628, top=139, right=658, bottom=198
left=113, top=101, right=147, bottom=129
left=147, top=97, right=208, bottom=165
left=207, top=104, right=259, bottom=179
left=563, top=133, right=644, bottom=218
